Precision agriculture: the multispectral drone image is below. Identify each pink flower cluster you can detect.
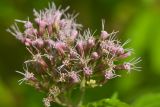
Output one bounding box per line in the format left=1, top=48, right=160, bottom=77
left=7, top=3, right=141, bottom=107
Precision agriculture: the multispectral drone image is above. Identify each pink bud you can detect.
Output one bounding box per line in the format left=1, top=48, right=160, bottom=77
left=123, top=63, right=131, bottom=70
left=24, top=71, right=35, bottom=81
left=45, top=39, right=55, bottom=47
left=35, top=18, right=47, bottom=36
left=69, top=71, right=79, bottom=83
left=104, top=70, right=117, bottom=80
left=76, top=41, right=85, bottom=56
left=25, top=38, right=32, bottom=46
left=116, top=47, right=124, bottom=55
left=32, top=38, right=44, bottom=48
left=110, top=46, right=118, bottom=54
left=101, top=31, right=109, bottom=40
left=119, top=51, right=131, bottom=59
left=91, top=52, right=99, bottom=60
left=70, top=30, right=78, bottom=41
left=24, top=21, right=33, bottom=29
left=83, top=67, right=92, bottom=76
left=24, top=28, right=37, bottom=36
left=37, top=58, right=48, bottom=71
left=70, top=50, right=78, bottom=58
left=36, top=38, right=44, bottom=48
left=25, top=42, right=30, bottom=46
left=20, top=38, right=26, bottom=44
left=35, top=18, right=47, bottom=28
left=54, top=41, right=67, bottom=55
left=32, top=40, right=38, bottom=46
left=114, top=63, right=131, bottom=71
left=87, top=37, right=95, bottom=48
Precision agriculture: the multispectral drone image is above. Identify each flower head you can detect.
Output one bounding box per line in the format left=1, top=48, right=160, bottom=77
left=104, top=69, right=119, bottom=80
left=69, top=71, right=80, bottom=83
left=8, top=2, right=141, bottom=107
left=83, top=67, right=93, bottom=76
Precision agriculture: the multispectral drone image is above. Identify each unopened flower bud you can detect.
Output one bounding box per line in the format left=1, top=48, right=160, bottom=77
left=24, top=21, right=33, bottom=29
left=123, top=63, right=131, bottom=70
left=55, top=41, right=67, bottom=55
left=70, top=50, right=78, bottom=58
left=32, top=38, right=44, bottom=48
left=83, top=67, right=92, bottom=76
left=101, top=30, right=109, bottom=40
left=70, top=30, right=78, bottom=41
left=36, top=38, right=44, bottom=48
left=118, top=51, right=131, bottom=59
left=35, top=18, right=47, bottom=28
left=116, top=47, right=124, bottom=55
left=24, top=28, right=37, bottom=36
left=104, top=70, right=118, bottom=80
left=20, top=37, right=26, bottom=44
left=19, top=71, right=36, bottom=81
left=37, top=58, right=48, bottom=71
left=25, top=38, right=32, bottom=46
left=35, top=18, right=47, bottom=36
left=91, top=52, right=99, bottom=60
left=114, top=63, right=131, bottom=71
left=69, top=71, right=79, bottom=83
left=87, top=37, right=95, bottom=48
left=45, top=39, right=55, bottom=47
left=110, top=46, right=118, bottom=54
left=76, top=41, right=85, bottom=56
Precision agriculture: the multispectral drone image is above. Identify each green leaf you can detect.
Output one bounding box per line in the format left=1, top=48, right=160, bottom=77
left=82, top=93, right=130, bottom=107
left=133, top=93, right=160, bottom=107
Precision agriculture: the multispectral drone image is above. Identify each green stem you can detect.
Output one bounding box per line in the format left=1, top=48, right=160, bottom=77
left=54, top=97, right=68, bottom=107
left=55, top=94, right=74, bottom=107
left=77, top=75, right=86, bottom=107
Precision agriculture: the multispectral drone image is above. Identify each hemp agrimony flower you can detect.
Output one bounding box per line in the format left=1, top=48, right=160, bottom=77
left=7, top=2, right=141, bottom=107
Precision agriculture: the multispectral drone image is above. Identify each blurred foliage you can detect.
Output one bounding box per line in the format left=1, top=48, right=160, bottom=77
left=82, top=93, right=130, bottom=107
left=132, top=93, right=160, bottom=107
left=0, top=0, right=160, bottom=107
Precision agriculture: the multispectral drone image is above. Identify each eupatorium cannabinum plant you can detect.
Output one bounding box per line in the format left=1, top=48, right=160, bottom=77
left=7, top=2, right=141, bottom=107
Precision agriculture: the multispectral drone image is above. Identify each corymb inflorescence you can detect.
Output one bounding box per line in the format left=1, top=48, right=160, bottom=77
left=7, top=3, right=141, bottom=107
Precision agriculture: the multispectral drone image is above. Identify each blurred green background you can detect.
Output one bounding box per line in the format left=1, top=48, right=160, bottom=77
left=0, top=0, right=160, bottom=107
